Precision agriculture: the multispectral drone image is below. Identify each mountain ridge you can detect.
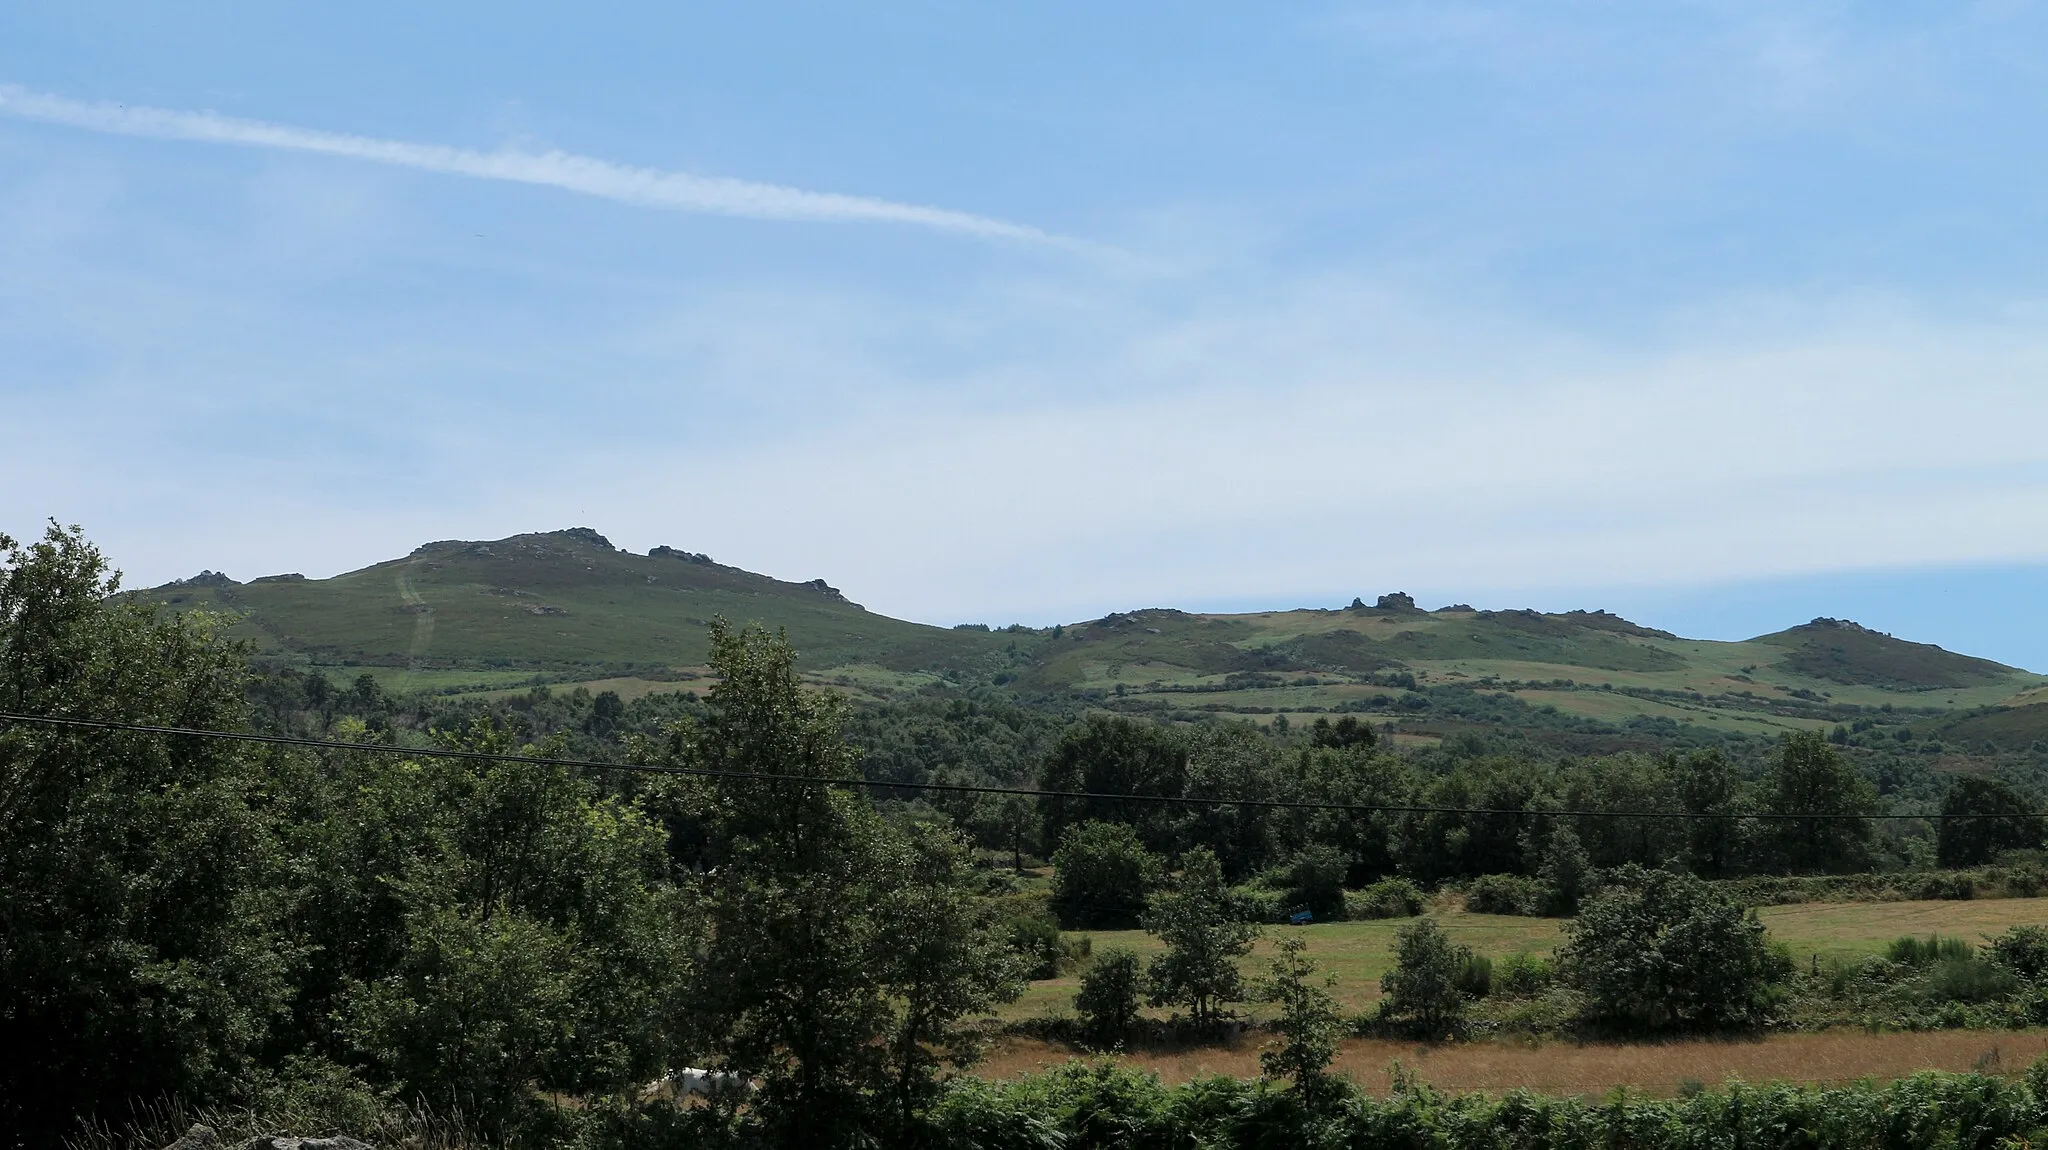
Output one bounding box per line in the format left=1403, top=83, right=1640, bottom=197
left=136, top=528, right=2045, bottom=746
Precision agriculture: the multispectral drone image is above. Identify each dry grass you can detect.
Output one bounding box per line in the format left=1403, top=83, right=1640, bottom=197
left=977, top=1030, right=2048, bottom=1097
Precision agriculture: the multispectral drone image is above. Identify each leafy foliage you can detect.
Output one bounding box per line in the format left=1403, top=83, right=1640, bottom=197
left=0, top=525, right=289, bottom=1142
left=1561, top=866, right=1790, bottom=1032
left=1051, top=820, right=1160, bottom=930
left=1074, top=949, right=1143, bottom=1046
left=1255, top=936, right=1343, bottom=1103
left=1143, top=848, right=1258, bottom=1026
left=1378, top=917, right=1469, bottom=1034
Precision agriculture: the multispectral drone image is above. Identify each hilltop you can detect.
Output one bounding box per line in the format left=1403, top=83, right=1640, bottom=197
left=138, top=528, right=2048, bottom=746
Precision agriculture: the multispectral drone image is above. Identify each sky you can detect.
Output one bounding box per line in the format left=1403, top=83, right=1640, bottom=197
left=7, top=2, right=2048, bottom=665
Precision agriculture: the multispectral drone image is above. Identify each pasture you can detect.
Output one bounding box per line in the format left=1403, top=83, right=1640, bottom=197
left=1005, top=897, right=2048, bottom=1022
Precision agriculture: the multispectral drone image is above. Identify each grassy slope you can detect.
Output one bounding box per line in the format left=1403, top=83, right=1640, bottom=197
left=135, top=530, right=2047, bottom=735
left=144, top=529, right=1008, bottom=690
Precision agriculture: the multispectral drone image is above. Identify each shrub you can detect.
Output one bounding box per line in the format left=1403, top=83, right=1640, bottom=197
left=1463, top=873, right=1544, bottom=916
left=1050, top=821, right=1161, bottom=930
left=1003, top=911, right=1066, bottom=980
left=1926, top=957, right=2019, bottom=1004
left=1495, top=952, right=1553, bottom=996
left=1454, top=954, right=1493, bottom=998
left=1350, top=877, right=1425, bottom=919
left=1075, top=949, right=1143, bottom=1045
left=1990, top=924, right=2048, bottom=979
left=1560, top=866, right=1789, bottom=1032
left=1378, top=917, right=1468, bottom=1034
left=1914, top=872, right=1976, bottom=900
left=1887, top=934, right=1974, bottom=966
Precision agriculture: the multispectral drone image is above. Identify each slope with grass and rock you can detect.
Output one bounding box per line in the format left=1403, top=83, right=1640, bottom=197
left=133, top=528, right=2047, bottom=747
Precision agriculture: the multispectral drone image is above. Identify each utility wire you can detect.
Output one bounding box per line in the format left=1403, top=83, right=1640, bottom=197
left=0, top=709, right=2033, bottom=821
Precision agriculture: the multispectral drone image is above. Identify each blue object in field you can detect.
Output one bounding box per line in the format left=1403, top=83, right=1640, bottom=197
left=1288, top=909, right=1314, bottom=925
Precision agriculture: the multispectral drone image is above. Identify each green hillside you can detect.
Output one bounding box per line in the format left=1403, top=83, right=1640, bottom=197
left=136, top=529, right=2048, bottom=743
left=143, top=528, right=1012, bottom=693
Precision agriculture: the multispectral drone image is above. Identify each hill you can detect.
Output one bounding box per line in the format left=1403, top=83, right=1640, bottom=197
left=136, top=528, right=2048, bottom=744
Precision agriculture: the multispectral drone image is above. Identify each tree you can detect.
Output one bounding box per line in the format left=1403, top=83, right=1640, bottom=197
left=1938, top=776, right=2044, bottom=867
left=681, top=622, right=1016, bottom=1141
left=1763, top=732, right=1877, bottom=873
left=1378, top=917, right=1468, bottom=1035
left=1559, top=867, right=1788, bottom=1032
left=1282, top=844, right=1351, bottom=921
left=1536, top=823, right=1595, bottom=915
left=0, top=525, right=290, bottom=1141
left=1075, top=949, right=1143, bottom=1046
left=874, top=822, right=1025, bottom=1131
left=1051, top=819, right=1161, bottom=929
left=1037, top=714, right=1187, bottom=851
left=328, top=718, right=693, bottom=1129
left=1674, top=748, right=1746, bottom=877
left=1257, top=936, right=1344, bottom=1103
left=1144, top=848, right=1258, bottom=1027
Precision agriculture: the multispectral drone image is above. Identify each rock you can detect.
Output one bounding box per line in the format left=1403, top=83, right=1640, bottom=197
left=1375, top=592, right=1417, bottom=610
left=161, top=1125, right=219, bottom=1150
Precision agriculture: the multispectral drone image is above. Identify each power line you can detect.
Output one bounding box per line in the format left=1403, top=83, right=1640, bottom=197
left=0, top=709, right=2032, bottom=821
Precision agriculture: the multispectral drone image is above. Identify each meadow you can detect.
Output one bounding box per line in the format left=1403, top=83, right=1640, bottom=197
left=1005, top=897, right=2048, bottom=1022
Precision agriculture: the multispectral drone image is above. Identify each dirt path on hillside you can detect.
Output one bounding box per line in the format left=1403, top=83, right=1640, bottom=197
left=978, top=1030, right=2048, bottom=1097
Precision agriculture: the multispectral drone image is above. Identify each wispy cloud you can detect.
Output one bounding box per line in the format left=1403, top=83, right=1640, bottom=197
left=0, top=85, right=1066, bottom=245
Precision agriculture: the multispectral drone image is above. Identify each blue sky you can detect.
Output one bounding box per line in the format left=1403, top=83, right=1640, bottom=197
left=7, top=2, right=2048, bottom=665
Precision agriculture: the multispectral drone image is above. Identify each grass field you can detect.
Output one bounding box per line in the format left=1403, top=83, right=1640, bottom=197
left=1006, top=897, right=2048, bottom=1022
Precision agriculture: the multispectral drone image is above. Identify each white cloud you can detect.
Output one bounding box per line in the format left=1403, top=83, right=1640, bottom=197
left=0, top=85, right=1070, bottom=246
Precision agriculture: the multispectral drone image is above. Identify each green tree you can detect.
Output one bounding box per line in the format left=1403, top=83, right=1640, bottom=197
left=1257, top=936, right=1343, bottom=1103
left=1559, top=867, right=1788, bottom=1032
left=874, top=822, right=1025, bottom=1131
left=0, top=525, right=290, bottom=1141
left=682, top=622, right=1016, bottom=1141
left=1378, top=917, right=1468, bottom=1035
left=1037, top=714, right=1188, bottom=851
left=1051, top=819, right=1161, bottom=929
left=1075, top=949, right=1143, bottom=1046
left=1674, top=748, right=1747, bottom=877
left=1764, top=732, right=1878, bottom=873
left=328, top=718, right=693, bottom=1128
left=1937, top=776, right=2044, bottom=867
left=1144, top=847, right=1258, bottom=1027
left=1536, top=823, right=1595, bottom=915
left=1282, top=844, right=1351, bottom=921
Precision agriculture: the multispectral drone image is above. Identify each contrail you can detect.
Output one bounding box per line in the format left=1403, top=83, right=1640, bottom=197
left=0, top=85, right=1063, bottom=245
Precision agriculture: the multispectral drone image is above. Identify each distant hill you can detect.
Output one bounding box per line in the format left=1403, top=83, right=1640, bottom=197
left=136, top=528, right=2047, bottom=746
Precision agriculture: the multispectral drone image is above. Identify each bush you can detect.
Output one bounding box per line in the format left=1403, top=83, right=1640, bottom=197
left=1990, top=924, right=2048, bottom=979
left=1495, top=952, right=1553, bottom=996
left=1350, top=877, right=1425, bottom=919
left=1925, top=957, right=2019, bottom=1004
left=1463, top=873, right=1545, bottom=916
left=1075, top=949, right=1143, bottom=1045
left=1378, top=917, right=1468, bottom=1034
left=1003, top=911, right=1066, bottom=980
left=1560, top=866, right=1789, bottom=1032
left=1050, top=821, right=1161, bottom=930
left=1887, top=934, right=1974, bottom=966
left=1454, top=954, right=1493, bottom=998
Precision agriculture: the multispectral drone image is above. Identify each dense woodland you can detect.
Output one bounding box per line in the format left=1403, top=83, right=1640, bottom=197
left=12, top=524, right=2048, bottom=1149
